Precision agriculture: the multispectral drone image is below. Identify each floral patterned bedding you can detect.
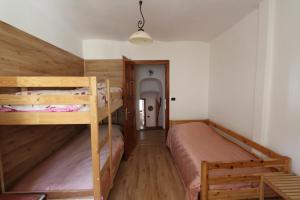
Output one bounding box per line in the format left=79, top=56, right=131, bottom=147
left=0, top=82, right=122, bottom=112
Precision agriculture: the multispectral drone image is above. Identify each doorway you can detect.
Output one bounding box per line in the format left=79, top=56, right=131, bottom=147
left=123, top=58, right=169, bottom=157
left=134, top=62, right=169, bottom=131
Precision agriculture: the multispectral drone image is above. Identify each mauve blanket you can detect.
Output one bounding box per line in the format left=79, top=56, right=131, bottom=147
left=167, top=122, right=267, bottom=200
left=11, top=125, right=124, bottom=199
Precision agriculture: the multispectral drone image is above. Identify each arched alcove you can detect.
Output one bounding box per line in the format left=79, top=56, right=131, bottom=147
left=137, top=78, right=164, bottom=129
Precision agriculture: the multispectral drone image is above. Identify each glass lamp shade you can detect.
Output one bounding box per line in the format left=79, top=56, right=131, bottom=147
left=129, top=30, right=153, bottom=44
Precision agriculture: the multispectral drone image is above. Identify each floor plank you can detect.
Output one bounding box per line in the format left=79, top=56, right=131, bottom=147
left=108, top=129, right=185, bottom=200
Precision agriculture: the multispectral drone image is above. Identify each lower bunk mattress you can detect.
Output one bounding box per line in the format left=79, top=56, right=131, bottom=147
left=167, top=122, right=270, bottom=200
left=10, top=125, right=124, bottom=198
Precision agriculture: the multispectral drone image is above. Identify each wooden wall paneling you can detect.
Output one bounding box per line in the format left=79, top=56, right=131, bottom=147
left=84, top=59, right=123, bottom=88
left=0, top=21, right=86, bottom=190
left=0, top=21, right=83, bottom=76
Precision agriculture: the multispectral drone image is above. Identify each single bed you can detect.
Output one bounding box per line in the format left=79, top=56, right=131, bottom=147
left=9, top=125, right=124, bottom=199
left=167, top=121, right=290, bottom=200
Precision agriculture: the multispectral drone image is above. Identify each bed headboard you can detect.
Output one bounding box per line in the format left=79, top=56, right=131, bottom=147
left=84, top=59, right=123, bottom=88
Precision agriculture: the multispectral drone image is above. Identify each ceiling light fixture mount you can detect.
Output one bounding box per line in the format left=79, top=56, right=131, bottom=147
left=129, top=0, right=153, bottom=45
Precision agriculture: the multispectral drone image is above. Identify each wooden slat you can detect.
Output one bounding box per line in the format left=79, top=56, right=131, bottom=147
left=0, top=95, right=90, bottom=105
left=208, top=175, right=260, bottom=185
left=263, top=174, right=300, bottom=200
left=0, top=77, right=90, bottom=88
left=207, top=159, right=286, bottom=170
left=0, top=112, right=90, bottom=125
left=208, top=188, right=259, bottom=200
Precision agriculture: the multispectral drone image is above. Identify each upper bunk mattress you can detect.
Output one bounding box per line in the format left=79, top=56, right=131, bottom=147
left=0, top=81, right=122, bottom=112
left=10, top=125, right=124, bottom=192
left=166, top=122, right=269, bottom=200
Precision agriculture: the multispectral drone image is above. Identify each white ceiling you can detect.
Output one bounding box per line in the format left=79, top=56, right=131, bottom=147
left=34, top=0, right=261, bottom=42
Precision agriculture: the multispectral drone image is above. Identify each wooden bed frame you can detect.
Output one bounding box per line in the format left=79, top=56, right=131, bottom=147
left=169, top=119, right=291, bottom=200
left=0, top=76, right=123, bottom=200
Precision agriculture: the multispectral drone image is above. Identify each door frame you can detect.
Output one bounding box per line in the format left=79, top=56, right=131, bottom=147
left=139, top=98, right=147, bottom=129
left=133, top=60, right=170, bottom=135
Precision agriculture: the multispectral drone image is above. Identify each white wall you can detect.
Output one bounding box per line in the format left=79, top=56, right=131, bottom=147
left=209, top=10, right=259, bottom=138
left=83, top=40, right=210, bottom=120
left=266, top=0, right=300, bottom=174
left=0, top=0, right=82, bottom=56
left=209, top=0, right=300, bottom=174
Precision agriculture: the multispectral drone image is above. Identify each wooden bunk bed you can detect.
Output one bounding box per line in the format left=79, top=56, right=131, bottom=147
left=0, top=76, right=123, bottom=200
left=168, top=120, right=291, bottom=200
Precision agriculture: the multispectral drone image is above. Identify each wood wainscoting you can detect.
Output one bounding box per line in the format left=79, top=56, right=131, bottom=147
left=0, top=21, right=85, bottom=191
left=0, top=21, right=83, bottom=77
left=84, top=59, right=123, bottom=88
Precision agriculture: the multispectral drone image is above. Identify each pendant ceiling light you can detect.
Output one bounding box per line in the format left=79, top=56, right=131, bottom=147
left=129, top=0, right=153, bottom=45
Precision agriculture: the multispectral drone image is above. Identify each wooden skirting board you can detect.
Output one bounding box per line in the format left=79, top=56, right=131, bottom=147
left=169, top=119, right=209, bottom=127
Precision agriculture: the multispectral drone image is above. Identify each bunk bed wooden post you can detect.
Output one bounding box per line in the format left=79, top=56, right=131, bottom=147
left=201, top=161, right=209, bottom=200
left=106, top=79, right=113, bottom=188
left=89, top=77, right=101, bottom=200
left=283, top=156, right=292, bottom=173
left=259, top=176, right=264, bottom=200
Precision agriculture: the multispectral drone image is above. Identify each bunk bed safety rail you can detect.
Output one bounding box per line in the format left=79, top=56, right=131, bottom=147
left=0, top=76, right=98, bottom=125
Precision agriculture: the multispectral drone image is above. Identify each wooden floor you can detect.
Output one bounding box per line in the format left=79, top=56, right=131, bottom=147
left=50, top=129, right=185, bottom=200
left=108, top=129, right=185, bottom=200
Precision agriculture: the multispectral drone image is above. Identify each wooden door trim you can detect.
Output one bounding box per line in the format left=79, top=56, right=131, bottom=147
left=133, top=60, right=170, bottom=136
left=140, top=98, right=147, bottom=128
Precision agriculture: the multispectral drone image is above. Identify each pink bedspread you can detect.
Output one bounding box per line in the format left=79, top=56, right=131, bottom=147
left=167, top=122, right=268, bottom=200
left=0, top=81, right=122, bottom=112
left=11, top=125, right=124, bottom=198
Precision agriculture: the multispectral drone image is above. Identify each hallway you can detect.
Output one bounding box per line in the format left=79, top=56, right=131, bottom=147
left=109, top=130, right=185, bottom=200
